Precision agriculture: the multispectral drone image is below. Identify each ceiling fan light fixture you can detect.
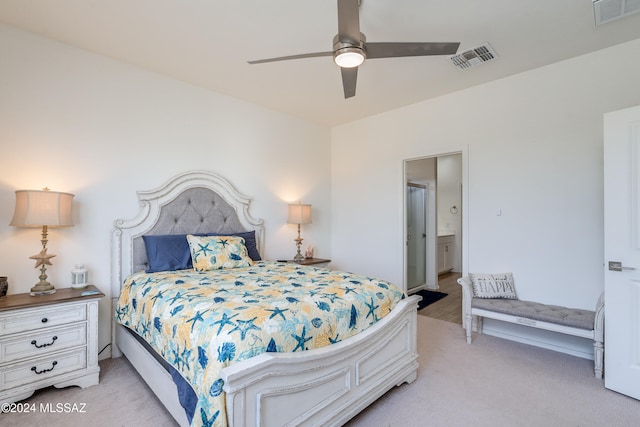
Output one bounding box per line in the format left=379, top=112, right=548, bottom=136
left=334, top=47, right=366, bottom=68
left=248, top=1, right=460, bottom=98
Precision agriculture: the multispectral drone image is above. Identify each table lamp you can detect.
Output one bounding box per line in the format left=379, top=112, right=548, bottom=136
left=287, top=202, right=312, bottom=262
left=10, top=188, right=74, bottom=296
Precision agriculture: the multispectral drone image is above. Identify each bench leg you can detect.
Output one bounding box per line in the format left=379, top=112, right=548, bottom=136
left=465, top=313, right=473, bottom=344
left=594, top=338, right=604, bottom=379
left=477, top=316, right=483, bottom=336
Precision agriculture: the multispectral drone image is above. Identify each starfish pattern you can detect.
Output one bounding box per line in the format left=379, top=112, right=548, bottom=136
left=29, top=248, right=55, bottom=268
left=365, top=297, right=379, bottom=321
left=266, top=306, right=289, bottom=320
left=212, top=312, right=238, bottom=335
left=151, top=290, right=164, bottom=303
left=186, top=309, right=210, bottom=332
left=292, top=326, right=312, bottom=351
left=197, top=243, right=213, bottom=256
left=168, top=291, right=186, bottom=305
left=230, top=317, right=260, bottom=340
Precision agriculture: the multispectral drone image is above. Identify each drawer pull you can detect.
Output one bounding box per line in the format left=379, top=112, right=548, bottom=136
left=31, top=361, right=57, bottom=375
left=31, top=336, right=58, bottom=348
left=41, top=318, right=48, bottom=323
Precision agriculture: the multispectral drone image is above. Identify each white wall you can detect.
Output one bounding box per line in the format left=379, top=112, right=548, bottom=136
left=0, top=24, right=332, bottom=357
left=331, top=38, right=640, bottom=313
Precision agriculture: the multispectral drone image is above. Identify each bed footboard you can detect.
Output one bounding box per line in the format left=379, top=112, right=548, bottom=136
left=221, top=295, right=420, bottom=427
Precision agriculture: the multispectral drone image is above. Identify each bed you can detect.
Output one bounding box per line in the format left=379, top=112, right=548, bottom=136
left=110, top=170, right=420, bottom=427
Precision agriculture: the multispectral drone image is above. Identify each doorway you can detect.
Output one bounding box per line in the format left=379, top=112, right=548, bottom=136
left=404, top=153, right=463, bottom=297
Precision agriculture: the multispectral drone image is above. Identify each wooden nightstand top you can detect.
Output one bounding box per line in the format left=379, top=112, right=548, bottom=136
left=0, top=285, right=104, bottom=312
left=289, top=258, right=331, bottom=266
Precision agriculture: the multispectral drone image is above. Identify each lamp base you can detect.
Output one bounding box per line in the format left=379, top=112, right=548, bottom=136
left=30, top=252, right=56, bottom=296
left=293, top=226, right=304, bottom=263
left=30, top=283, right=56, bottom=296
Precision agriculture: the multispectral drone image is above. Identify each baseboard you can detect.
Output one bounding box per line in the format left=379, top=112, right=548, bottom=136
left=481, top=319, right=594, bottom=360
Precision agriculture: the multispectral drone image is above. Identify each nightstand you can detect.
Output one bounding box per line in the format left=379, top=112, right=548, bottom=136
left=0, top=285, right=104, bottom=404
left=290, top=258, right=331, bottom=268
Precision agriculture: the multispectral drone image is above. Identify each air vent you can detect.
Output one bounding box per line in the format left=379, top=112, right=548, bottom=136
left=450, top=43, right=498, bottom=70
left=594, top=0, right=640, bottom=26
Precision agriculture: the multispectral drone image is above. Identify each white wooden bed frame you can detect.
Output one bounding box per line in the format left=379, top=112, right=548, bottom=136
left=111, top=170, right=420, bottom=426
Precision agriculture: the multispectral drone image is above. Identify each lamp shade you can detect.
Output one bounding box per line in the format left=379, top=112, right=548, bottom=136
left=10, top=189, right=74, bottom=228
left=287, top=203, right=312, bottom=225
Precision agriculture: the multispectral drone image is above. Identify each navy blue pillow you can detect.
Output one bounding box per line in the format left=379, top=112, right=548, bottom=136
left=142, top=234, right=194, bottom=273
left=143, top=230, right=261, bottom=273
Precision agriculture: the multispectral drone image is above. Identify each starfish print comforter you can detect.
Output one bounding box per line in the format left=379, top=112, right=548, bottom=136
left=115, top=261, right=404, bottom=427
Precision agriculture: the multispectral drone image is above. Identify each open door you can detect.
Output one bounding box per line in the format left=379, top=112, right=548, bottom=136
left=404, top=158, right=438, bottom=292
left=407, top=184, right=427, bottom=292
left=603, top=104, right=640, bottom=399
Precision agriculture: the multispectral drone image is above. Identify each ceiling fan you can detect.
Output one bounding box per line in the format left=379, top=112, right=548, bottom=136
left=248, top=0, right=460, bottom=99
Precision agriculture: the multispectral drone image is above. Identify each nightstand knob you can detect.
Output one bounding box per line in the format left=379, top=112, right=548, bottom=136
left=41, top=317, right=48, bottom=323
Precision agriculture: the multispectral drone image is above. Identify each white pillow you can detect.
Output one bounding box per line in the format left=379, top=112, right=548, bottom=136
left=469, top=272, right=518, bottom=299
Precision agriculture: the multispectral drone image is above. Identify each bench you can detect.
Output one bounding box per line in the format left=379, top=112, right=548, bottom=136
left=457, top=276, right=605, bottom=378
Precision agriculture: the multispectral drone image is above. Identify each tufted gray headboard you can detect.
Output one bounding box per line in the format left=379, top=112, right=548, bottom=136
left=131, top=187, right=248, bottom=273
left=111, top=170, right=265, bottom=298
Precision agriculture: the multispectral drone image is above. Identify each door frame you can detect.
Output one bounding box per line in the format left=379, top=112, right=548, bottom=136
left=402, top=148, right=469, bottom=292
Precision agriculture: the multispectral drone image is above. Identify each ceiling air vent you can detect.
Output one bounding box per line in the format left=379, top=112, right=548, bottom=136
left=593, top=0, right=640, bottom=26
left=450, top=43, right=498, bottom=70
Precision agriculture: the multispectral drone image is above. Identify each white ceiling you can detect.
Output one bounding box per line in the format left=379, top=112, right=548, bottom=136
left=1, top=0, right=640, bottom=127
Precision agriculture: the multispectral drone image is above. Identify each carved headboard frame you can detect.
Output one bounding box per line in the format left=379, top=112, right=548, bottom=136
left=110, top=170, right=265, bottom=298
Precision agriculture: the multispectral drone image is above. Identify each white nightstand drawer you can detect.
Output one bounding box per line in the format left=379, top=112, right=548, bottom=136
left=0, top=347, right=87, bottom=390
left=0, top=286, right=102, bottom=403
left=0, top=303, right=86, bottom=336
left=0, top=324, right=87, bottom=363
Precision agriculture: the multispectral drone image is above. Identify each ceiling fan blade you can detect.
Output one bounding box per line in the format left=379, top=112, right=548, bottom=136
left=337, top=0, right=361, bottom=44
left=341, top=67, right=358, bottom=99
left=366, top=42, right=460, bottom=59
left=248, top=51, right=333, bottom=64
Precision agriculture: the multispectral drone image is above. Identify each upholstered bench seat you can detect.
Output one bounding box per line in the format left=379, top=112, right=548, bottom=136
left=471, top=299, right=596, bottom=330
left=458, top=276, right=605, bottom=378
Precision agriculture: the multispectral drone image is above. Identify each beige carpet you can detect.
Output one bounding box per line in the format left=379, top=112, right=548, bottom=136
left=4, top=316, right=639, bottom=426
